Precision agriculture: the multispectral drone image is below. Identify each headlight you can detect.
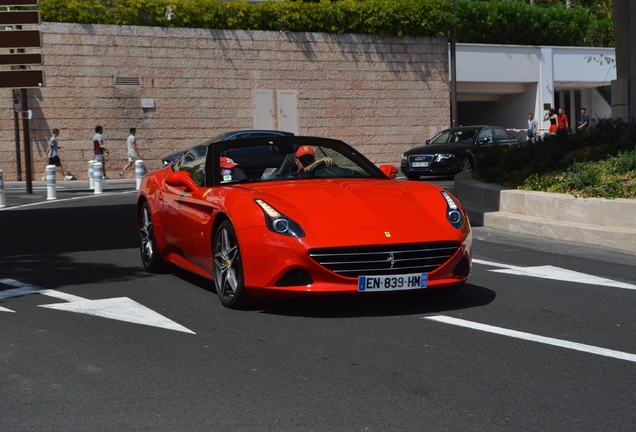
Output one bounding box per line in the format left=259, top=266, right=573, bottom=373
left=255, top=199, right=305, bottom=238
left=441, top=191, right=464, bottom=230
left=435, top=153, right=454, bottom=162
left=401, top=155, right=407, bottom=163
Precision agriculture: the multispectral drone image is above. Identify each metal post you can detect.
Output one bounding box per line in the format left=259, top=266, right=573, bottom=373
left=12, top=90, right=22, bottom=181
left=93, top=162, right=103, bottom=194
left=135, top=159, right=144, bottom=190
left=0, top=170, right=6, bottom=208
left=450, top=0, right=458, bottom=128
left=88, top=160, right=95, bottom=189
left=45, top=164, right=56, bottom=200
left=20, top=88, right=33, bottom=194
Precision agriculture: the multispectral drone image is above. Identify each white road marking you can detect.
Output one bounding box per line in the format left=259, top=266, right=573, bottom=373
left=39, top=297, right=195, bottom=334
left=0, top=306, right=15, bottom=313
left=0, top=278, right=195, bottom=334
left=424, top=315, right=636, bottom=363
left=473, top=258, right=636, bottom=290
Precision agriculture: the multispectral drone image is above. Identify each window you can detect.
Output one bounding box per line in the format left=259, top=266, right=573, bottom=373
left=175, top=145, right=207, bottom=186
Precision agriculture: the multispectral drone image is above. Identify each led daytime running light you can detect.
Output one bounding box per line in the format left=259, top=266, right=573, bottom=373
left=255, top=199, right=281, bottom=218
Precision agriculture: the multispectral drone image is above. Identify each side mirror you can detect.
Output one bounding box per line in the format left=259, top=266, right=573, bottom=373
left=166, top=170, right=198, bottom=192
left=379, top=164, right=398, bottom=179
left=425, top=139, right=431, bottom=144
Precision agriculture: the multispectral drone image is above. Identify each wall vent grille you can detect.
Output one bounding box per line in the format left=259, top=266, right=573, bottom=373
left=114, top=76, right=141, bottom=86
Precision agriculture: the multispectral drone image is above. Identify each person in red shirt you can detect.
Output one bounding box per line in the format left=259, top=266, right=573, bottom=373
left=556, top=108, right=569, bottom=142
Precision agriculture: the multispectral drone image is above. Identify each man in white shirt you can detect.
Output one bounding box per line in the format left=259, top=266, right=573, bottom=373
left=526, top=112, right=538, bottom=142
left=120, top=128, right=141, bottom=178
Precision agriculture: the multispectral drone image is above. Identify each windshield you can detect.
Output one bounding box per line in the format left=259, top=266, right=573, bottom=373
left=212, top=138, right=383, bottom=185
left=429, top=129, right=479, bottom=144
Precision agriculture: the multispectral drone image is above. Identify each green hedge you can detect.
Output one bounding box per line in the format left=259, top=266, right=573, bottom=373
left=36, top=0, right=613, bottom=46
left=37, top=0, right=453, bottom=37
left=34, top=0, right=614, bottom=46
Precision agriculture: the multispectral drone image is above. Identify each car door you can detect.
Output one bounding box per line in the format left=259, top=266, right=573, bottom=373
left=161, top=145, right=209, bottom=261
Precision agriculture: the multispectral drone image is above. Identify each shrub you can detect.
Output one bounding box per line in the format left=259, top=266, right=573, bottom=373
left=36, top=0, right=613, bottom=46
left=474, top=118, right=636, bottom=199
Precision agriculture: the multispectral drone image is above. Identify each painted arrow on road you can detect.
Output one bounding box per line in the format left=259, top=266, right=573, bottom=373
left=0, top=278, right=195, bottom=334
left=473, top=259, right=636, bottom=290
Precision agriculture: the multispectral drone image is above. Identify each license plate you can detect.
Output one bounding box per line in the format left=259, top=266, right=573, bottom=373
left=411, top=162, right=429, bottom=168
left=358, top=273, right=428, bottom=292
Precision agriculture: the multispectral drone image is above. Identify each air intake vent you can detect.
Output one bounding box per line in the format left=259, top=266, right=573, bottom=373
left=114, top=76, right=141, bottom=86
left=309, top=242, right=460, bottom=278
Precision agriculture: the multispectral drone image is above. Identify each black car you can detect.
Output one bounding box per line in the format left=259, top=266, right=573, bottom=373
left=401, top=126, right=523, bottom=180
left=161, top=130, right=294, bottom=167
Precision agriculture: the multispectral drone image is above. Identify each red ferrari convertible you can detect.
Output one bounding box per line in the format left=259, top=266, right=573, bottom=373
left=137, top=136, right=472, bottom=308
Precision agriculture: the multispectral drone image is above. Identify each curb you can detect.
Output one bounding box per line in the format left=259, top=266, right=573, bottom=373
left=454, top=171, right=636, bottom=255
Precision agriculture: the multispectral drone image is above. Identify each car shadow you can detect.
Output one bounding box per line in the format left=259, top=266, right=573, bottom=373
left=254, top=284, right=495, bottom=318
left=174, top=267, right=495, bottom=318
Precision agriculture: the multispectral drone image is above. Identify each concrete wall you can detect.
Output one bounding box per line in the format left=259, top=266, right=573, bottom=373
left=0, top=23, right=450, bottom=180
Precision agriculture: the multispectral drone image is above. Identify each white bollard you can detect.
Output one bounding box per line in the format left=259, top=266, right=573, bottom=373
left=93, top=162, right=103, bottom=195
left=135, top=159, right=145, bottom=190
left=88, top=160, right=95, bottom=190
left=0, top=169, right=6, bottom=208
left=46, top=165, right=57, bottom=200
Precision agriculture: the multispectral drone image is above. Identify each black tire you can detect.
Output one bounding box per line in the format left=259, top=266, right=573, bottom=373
left=458, top=156, right=473, bottom=172
left=213, top=220, right=251, bottom=309
left=139, top=202, right=171, bottom=273
left=406, top=173, right=420, bottom=181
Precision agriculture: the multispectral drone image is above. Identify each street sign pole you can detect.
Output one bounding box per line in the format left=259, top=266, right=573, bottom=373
left=12, top=90, right=22, bottom=181
left=21, top=89, right=32, bottom=193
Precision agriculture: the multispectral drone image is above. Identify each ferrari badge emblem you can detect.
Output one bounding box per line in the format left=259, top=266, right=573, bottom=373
left=384, top=232, right=391, bottom=238
left=387, top=252, right=396, bottom=268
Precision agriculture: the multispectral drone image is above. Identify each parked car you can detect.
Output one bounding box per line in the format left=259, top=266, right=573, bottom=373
left=161, top=130, right=294, bottom=167
left=138, top=135, right=472, bottom=309
left=401, top=126, right=523, bottom=180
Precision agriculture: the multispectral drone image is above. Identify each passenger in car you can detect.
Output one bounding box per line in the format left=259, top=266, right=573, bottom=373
left=220, top=156, right=246, bottom=182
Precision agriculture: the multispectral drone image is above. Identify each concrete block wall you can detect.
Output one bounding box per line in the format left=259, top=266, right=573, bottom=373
left=0, top=23, right=450, bottom=180
left=454, top=171, right=636, bottom=255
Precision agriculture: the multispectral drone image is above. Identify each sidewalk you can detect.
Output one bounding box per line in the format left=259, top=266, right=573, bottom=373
left=0, top=179, right=138, bottom=210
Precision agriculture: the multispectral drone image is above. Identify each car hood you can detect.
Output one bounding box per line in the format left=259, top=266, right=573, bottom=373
left=404, top=142, right=472, bottom=155
left=225, top=179, right=458, bottom=245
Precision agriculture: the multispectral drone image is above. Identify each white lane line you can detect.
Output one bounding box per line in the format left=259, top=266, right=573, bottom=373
left=423, top=315, right=636, bottom=363
left=473, top=258, right=636, bottom=290
left=0, top=306, right=15, bottom=313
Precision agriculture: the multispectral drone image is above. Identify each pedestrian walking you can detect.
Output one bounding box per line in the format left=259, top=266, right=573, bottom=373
left=93, top=125, right=109, bottom=179
left=120, top=127, right=141, bottom=178
left=41, top=128, right=69, bottom=181
left=526, top=112, right=538, bottom=142
left=577, top=107, right=590, bottom=132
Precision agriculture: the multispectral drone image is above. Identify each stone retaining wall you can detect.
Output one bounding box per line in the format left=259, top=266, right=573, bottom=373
left=0, top=23, right=449, bottom=180
left=454, top=171, right=636, bottom=255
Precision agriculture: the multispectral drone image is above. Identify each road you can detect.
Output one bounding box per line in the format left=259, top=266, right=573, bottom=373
left=1, top=183, right=635, bottom=431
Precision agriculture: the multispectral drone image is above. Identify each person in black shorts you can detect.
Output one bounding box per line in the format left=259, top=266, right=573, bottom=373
left=41, top=128, right=69, bottom=181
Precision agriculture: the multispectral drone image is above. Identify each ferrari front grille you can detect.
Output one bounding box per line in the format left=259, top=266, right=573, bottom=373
left=308, top=242, right=459, bottom=278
